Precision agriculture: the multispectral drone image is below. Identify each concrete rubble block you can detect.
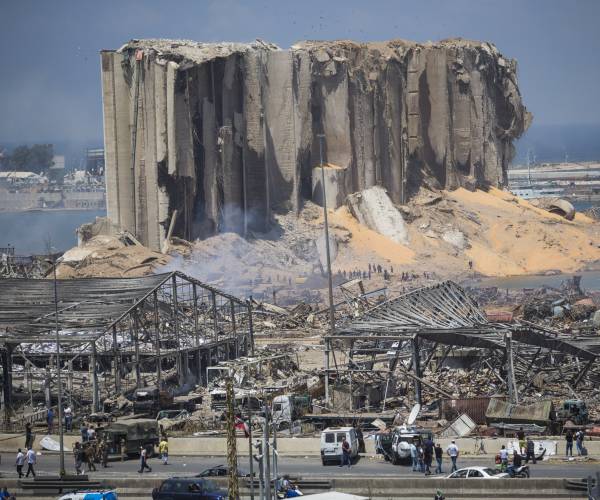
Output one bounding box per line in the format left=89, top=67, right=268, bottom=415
left=346, top=186, right=409, bottom=245
left=531, top=197, right=576, bottom=220
left=315, top=233, right=338, bottom=269
left=442, top=228, right=468, bottom=249
left=312, top=164, right=348, bottom=210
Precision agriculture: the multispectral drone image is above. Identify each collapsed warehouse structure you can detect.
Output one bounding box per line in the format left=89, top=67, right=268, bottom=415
left=0, top=271, right=254, bottom=427
left=325, top=281, right=600, bottom=417
left=100, top=38, right=529, bottom=251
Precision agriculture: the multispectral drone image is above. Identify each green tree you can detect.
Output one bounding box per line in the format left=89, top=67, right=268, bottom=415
left=1, top=144, right=54, bottom=173
left=28, top=144, right=54, bottom=172
left=8, top=145, right=32, bottom=171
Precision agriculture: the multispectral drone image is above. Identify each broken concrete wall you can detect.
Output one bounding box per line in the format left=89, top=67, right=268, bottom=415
left=101, top=38, right=529, bottom=251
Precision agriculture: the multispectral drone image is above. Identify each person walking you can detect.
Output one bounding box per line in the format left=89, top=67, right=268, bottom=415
left=15, top=448, right=25, bottom=478
left=339, top=436, right=352, bottom=468
left=410, top=441, right=418, bottom=472
left=138, top=447, right=152, bottom=473
left=434, top=443, right=443, bottom=474
left=25, top=447, right=36, bottom=477
left=24, top=422, right=33, bottom=449
left=446, top=440, right=459, bottom=472
left=46, top=408, right=54, bottom=434
left=576, top=429, right=585, bottom=455
left=159, top=438, right=169, bottom=465
left=565, top=429, right=574, bottom=457
left=525, top=437, right=536, bottom=464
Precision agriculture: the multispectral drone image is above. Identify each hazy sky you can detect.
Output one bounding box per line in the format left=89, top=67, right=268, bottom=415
left=1, top=0, right=599, bottom=144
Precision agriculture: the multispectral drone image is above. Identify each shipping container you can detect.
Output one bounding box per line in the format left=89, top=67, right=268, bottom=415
left=440, top=397, right=494, bottom=425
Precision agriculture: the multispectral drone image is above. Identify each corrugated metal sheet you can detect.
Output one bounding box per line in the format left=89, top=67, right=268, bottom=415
left=485, top=310, right=514, bottom=323
left=485, top=399, right=554, bottom=425
left=440, top=413, right=477, bottom=438
left=440, top=397, right=493, bottom=425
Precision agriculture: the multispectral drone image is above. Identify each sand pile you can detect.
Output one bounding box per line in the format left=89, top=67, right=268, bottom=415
left=56, top=234, right=168, bottom=279
left=327, top=187, right=600, bottom=278
left=58, top=188, right=600, bottom=285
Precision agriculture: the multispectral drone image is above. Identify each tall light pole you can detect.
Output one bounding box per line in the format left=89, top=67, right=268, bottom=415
left=317, top=134, right=335, bottom=405
left=47, top=254, right=65, bottom=477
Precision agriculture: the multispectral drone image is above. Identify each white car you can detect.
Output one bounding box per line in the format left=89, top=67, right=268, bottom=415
left=447, top=466, right=508, bottom=479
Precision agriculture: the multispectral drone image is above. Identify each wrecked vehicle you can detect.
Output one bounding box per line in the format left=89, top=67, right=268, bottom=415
left=272, top=394, right=311, bottom=429
left=132, top=386, right=174, bottom=416
left=556, top=400, right=588, bottom=426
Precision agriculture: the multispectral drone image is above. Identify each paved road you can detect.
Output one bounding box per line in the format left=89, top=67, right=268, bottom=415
left=0, top=454, right=596, bottom=479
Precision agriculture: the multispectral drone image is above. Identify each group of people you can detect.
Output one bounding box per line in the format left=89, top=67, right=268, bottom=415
left=15, top=447, right=37, bottom=478
left=515, top=428, right=538, bottom=464
left=565, top=428, right=586, bottom=457
left=45, top=406, right=74, bottom=434
left=496, top=428, right=539, bottom=477
left=409, top=439, right=459, bottom=475
left=72, top=438, right=111, bottom=474
left=20, top=414, right=170, bottom=477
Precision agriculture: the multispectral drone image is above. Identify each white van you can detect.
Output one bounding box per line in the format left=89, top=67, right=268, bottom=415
left=320, top=427, right=359, bottom=465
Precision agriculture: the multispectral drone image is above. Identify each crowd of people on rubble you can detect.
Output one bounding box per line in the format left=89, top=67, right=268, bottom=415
left=334, top=265, right=434, bottom=283
left=271, top=265, right=436, bottom=285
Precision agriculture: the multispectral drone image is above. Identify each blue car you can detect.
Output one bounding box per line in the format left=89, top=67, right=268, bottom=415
left=58, top=491, right=117, bottom=500
left=152, top=478, right=227, bottom=500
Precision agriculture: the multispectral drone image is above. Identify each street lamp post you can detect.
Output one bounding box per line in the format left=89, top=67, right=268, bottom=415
left=48, top=255, right=66, bottom=477
left=317, top=134, right=335, bottom=405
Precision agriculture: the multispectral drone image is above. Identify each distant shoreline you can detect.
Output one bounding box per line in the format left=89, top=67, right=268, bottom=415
left=0, top=207, right=105, bottom=214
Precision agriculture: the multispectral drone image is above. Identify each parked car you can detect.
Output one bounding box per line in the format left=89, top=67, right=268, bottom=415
left=447, top=467, right=508, bottom=479
left=152, top=478, right=226, bottom=500
left=196, top=464, right=252, bottom=477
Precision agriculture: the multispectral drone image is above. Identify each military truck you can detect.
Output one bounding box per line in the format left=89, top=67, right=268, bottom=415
left=99, top=418, right=159, bottom=458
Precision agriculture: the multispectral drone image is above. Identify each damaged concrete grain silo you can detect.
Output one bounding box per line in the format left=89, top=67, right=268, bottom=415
left=100, top=38, right=530, bottom=251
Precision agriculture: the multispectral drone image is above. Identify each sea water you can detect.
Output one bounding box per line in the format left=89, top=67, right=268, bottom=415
left=0, top=209, right=105, bottom=255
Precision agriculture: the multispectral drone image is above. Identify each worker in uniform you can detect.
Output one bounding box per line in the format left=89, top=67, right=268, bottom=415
left=73, top=442, right=83, bottom=475
left=84, top=442, right=97, bottom=472
left=99, top=438, right=109, bottom=468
